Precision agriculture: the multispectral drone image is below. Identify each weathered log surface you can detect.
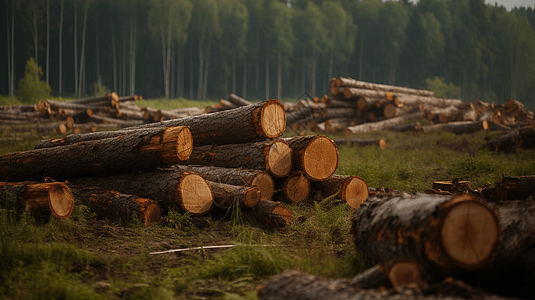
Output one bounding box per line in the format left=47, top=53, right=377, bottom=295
left=478, top=175, right=535, bottom=202
left=172, top=165, right=274, bottom=201
left=208, top=181, right=260, bottom=209
left=394, top=94, right=463, bottom=108
left=228, top=93, right=253, bottom=107
left=311, top=174, right=368, bottom=209
left=68, top=92, right=119, bottom=107
left=249, top=199, right=292, bottom=229
left=0, top=181, right=74, bottom=219
left=344, top=87, right=393, bottom=101
left=67, top=170, right=213, bottom=215
left=421, top=120, right=488, bottom=135
left=274, top=171, right=310, bottom=203
left=332, top=139, right=386, bottom=150
left=2, top=126, right=192, bottom=182
left=185, top=139, right=292, bottom=178
left=351, top=194, right=501, bottom=277
left=336, top=77, right=436, bottom=98
left=283, top=135, right=339, bottom=181
left=119, top=100, right=286, bottom=146
left=432, top=180, right=472, bottom=195
left=347, top=112, right=422, bottom=134
left=68, top=185, right=161, bottom=226
left=485, top=127, right=535, bottom=153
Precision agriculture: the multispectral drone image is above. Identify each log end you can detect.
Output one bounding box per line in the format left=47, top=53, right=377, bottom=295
left=259, top=100, right=286, bottom=139
left=251, top=172, right=275, bottom=201
left=379, top=139, right=386, bottom=150
left=357, top=97, right=368, bottom=111
left=302, top=136, right=339, bottom=181
left=47, top=183, right=74, bottom=219
left=141, top=200, right=162, bottom=226
left=144, top=126, right=193, bottom=165
left=383, top=103, right=397, bottom=119
left=284, top=171, right=310, bottom=203
left=178, top=173, right=213, bottom=215
left=244, top=187, right=262, bottom=208
left=343, top=176, right=369, bottom=209
left=266, top=140, right=293, bottom=178
left=386, top=261, right=423, bottom=292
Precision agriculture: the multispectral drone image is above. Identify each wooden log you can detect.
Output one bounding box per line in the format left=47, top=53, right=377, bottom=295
left=310, top=174, right=368, bottom=209
left=205, top=99, right=238, bottom=113
left=2, top=126, right=192, bottom=181
left=485, top=127, right=535, bottom=153
left=479, top=175, right=535, bottom=202
left=432, top=180, right=472, bottom=194
left=0, top=104, right=38, bottom=112
left=316, top=107, right=358, bottom=122
left=351, top=194, right=501, bottom=276
left=32, top=122, right=69, bottom=134
left=283, top=135, right=339, bottom=181
left=185, top=139, right=292, bottom=178
left=325, top=98, right=360, bottom=109
left=347, top=112, right=422, bottom=134
left=249, top=199, right=292, bottom=229
left=344, top=87, right=394, bottom=101
left=336, top=77, right=436, bottom=97
left=324, top=118, right=365, bottom=133
left=160, top=107, right=205, bottom=120
left=421, top=120, right=488, bottom=135
left=332, top=139, right=386, bottom=150
left=89, top=114, right=145, bottom=127
left=394, top=94, right=463, bottom=108
left=0, top=181, right=74, bottom=219
left=208, top=181, right=260, bottom=209
left=172, top=165, right=274, bottom=201
left=388, top=122, right=422, bottom=133
left=356, top=97, right=385, bottom=111
left=68, top=185, right=161, bottom=226
left=69, top=92, right=119, bottom=107
left=274, top=171, right=310, bottom=203
left=228, top=93, right=253, bottom=106
left=119, top=100, right=286, bottom=147
left=67, top=169, right=213, bottom=215
left=383, top=103, right=420, bottom=119
left=328, top=86, right=344, bottom=96
left=115, top=106, right=146, bottom=120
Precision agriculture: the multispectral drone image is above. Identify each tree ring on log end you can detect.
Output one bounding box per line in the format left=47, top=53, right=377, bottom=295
left=285, top=172, right=310, bottom=203
left=344, top=176, right=368, bottom=209
left=303, top=136, right=339, bottom=181
left=244, top=187, right=261, bottom=208
left=439, top=197, right=500, bottom=269
left=387, top=261, right=422, bottom=292
left=251, top=172, right=275, bottom=201
left=260, top=100, right=286, bottom=139
left=178, top=173, right=213, bottom=215
left=143, top=202, right=162, bottom=226
left=174, top=126, right=193, bottom=161
left=48, top=183, right=74, bottom=219
left=267, top=141, right=292, bottom=178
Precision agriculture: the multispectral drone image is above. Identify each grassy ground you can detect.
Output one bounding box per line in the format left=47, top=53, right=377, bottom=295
left=1, top=98, right=534, bottom=299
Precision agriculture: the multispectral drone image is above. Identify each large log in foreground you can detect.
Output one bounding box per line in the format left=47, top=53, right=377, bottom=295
left=68, top=170, right=213, bottom=215
left=185, top=139, right=292, bottom=178
left=311, top=174, right=368, bottom=209
left=351, top=194, right=501, bottom=279
left=68, top=185, right=161, bottom=226
left=283, top=135, right=339, bottom=181
left=119, top=100, right=286, bottom=146
left=0, top=182, right=74, bottom=219
left=2, top=126, right=192, bottom=182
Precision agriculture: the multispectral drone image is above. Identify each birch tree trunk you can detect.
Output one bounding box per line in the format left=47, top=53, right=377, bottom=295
left=58, top=0, right=64, bottom=96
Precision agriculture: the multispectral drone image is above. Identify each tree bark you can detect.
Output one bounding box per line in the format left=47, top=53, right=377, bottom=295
left=485, top=127, right=535, bottom=153
left=310, top=174, right=368, bottom=209
left=68, top=185, right=161, bottom=226
left=282, top=135, right=339, bottom=181
left=351, top=194, right=501, bottom=277
left=2, top=126, right=192, bottom=181
left=421, top=120, right=488, bottom=135
left=344, top=88, right=394, bottom=101
left=185, top=139, right=292, bottom=178
left=346, top=112, right=422, bottom=134
left=332, top=139, right=386, bottom=150
left=335, top=77, right=436, bottom=97
left=0, top=181, right=73, bottom=220
left=389, top=122, right=422, bottom=133
left=478, top=175, right=535, bottom=202
left=67, top=169, right=213, bottom=215
left=273, top=171, right=310, bottom=204
left=205, top=99, right=238, bottom=113
left=228, top=93, right=253, bottom=107
left=208, top=181, right=260, bottom=209
left=394, top=94, right=463, bottom=108
left=68, top=93, right=119, bottom=107
left=249, top=199, right=292, bottom=229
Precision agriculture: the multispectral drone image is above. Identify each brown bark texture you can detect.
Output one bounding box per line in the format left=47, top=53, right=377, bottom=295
left=347, top=112, right=422, bottom=134
left=351, top=194, right=501, bottom=278
left=283, top=135, right=339, bottom=181
left=228, top=93, right=253, bottom=106
left=394, top=94, right=463, bottom=108
left=389, top=122, right=422, bottom=133
left=478, top=175, right=535, bottom=202
left=205, top=99, right=238, bottom=113
left=484, top=127, right=535, bottom=153
left=207, top=181, right=260, bottom=209
left=332, top=139, right=386, bottom=150
left=66, top=169, right=213, bottom=215
left=185, top=139, right=292, bottom=178
left=249, top=199, right=292, bottom=229
left=310, top=174, right=368, bottom=209
left=68, top=185, right=161, bottom=226
left=0, top=181, right=74, bottom=219
left=273, top=171, right=310, bottom=203
left=421, top=120, right=488, bottom=135
left=336, top=77, right=436, bottom=98
left=344, top=87, right=393, bottom=101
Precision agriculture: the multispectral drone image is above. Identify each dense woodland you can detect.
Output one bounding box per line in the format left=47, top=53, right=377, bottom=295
left=1, top=0, right=534, bottom=106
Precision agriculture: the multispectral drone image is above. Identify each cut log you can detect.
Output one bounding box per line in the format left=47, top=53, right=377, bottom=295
left=67, top=170, right=213, bottom=215
left=208, top=181, right=260, bottom=209
left=351, top=194, right=501, bottom=276
left=421, top=120, right=488, bottom=135
left=336, top=77, right=436, bottom=97
left=478, top=175, right=535, bottom=202
left=332, top=139, right=386, bottom=150
left=69, top=92, right=119, bottom=107
left=0, top=181, right=74, bottom=219
left=347, top=112, right=422, bottom=134
left=228, top=93, right=253, bottom=106
left=394, top=94, right=463, bottom=108
left=383, top=103, right=420, bottom=119
left=119, top=100, right=286, bottom=147
left=2, top=126, right=192, bottom=181
left=172, top=165, right=274, bottom=201
left=484, top=127, right=535, bottom=153
left=356, top=97, right=385, bottom=111
left=185, top=139, right=292, bottom=178
left=68, top=185, right=161, bottom=226
left=283, top=135, right=339, bottom=181
left=274, top=171, right=310, bottom=203
left=432, top=180, right=472, bottom=194
left=344, top=87, right=394, bottom=101
left=310, top=174, right=368, bottom=209
left=328, top=86, right=344, bottom=96
left=205, top=99, right=238, bottom=113
left=249, top=199, right=292, bottom=229
left=385, top=260, right=424, bottom=292
left=316, top=107, right=358, bottom=122
left=324, top=118, right=365, bottom=133
left=89, top=114, right=145, bottom=127
left=326, top=98, right=360, bottom=109
left=160, top=107, right=205, bottom=120
left=389, top=122, right=422, bottom=133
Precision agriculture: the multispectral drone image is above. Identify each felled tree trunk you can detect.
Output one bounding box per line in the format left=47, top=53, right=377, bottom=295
left=205, top=99, right=238, bottom=113
left=208, top=181, right=260, bottom=209
left=332, top=139, right=386, bottom=150
left=68, top=185, right=161, bottom=226
left=382, top=103, right=419, bottom=119
left=479, top=175, right=535, bottom=202
left=185, top=139, right=292, bottom=178
left=0, top=181, right=74, bottom=220
left=172, top=165, right=274, bottom=201
left=310, top=174, right=368, bottom=209
left=69, top=92, right=119, bottom=107
left=335, top=77, right=436, bottom=97
left=160, top=107, right=205, bottom=120
left=394, top=94, right=463, bottom=108
left=67, top=170, right=213, bottom=215
left=228, top=93, right=253, bottom=106
left=283, top=135, right=339, bottom=181
left=347, top=112, right=422, bottom=134
left=421, top=120, right=489, bottom=135
left=351, top=194, right=501, bottom=279
left=389, top=122, right=422, bottom=133
left=249, top=199, right=292, bottom=229
left=316, top=107, right=358, bottom=122
left=432, top=180, right=472, bottom=195
left=326, top=98, right=360, bottom=109
left=273, top=171, right=310, bottom=203
left=120, top=100, right=286, bottom=146
left=485, top=127, right=535, bottom=153
left=344, top=87, right=393, bottom=101
left=89, top=114, right=145, bottom=127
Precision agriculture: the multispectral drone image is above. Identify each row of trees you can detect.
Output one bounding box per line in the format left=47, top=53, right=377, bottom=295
left=1, top=0, right=534, bottom=105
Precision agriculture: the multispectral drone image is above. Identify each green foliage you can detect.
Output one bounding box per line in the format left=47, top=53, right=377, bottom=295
left=165, top=210, right=198, bottom=233
left=426, top=76, right=462, bottom=99
left=16, top=57, right=51, bottom=104
left=93, top=76, right=111, bottom=96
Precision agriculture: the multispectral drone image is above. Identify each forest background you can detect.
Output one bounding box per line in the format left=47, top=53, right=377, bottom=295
left=1, top=0, right=534, bottom=109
